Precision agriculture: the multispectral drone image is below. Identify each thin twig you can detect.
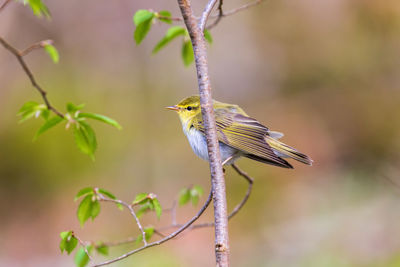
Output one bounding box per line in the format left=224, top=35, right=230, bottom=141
left=0, top=37, right=64, bottom=118
left=216, top=0, right=262, bottom=17
left=0, top=0, right=11, bottom=12
left=156, top=15, right=183, bottom=22
left=92, top=190, right=212, bottom=267
left=20, top=40, right=54, bottom=56
left=74, top=234, right=94, bottom=261
left=199, top=0, right=218, bottom=32
left=159, top=163, right=254, bottom=230
left=96, top=192, right=148, bottom=246
left=206, top=0, right=223, bottom=30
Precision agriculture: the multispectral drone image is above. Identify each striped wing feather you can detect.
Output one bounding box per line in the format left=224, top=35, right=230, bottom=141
left=193, top=109, right=292, bottom=168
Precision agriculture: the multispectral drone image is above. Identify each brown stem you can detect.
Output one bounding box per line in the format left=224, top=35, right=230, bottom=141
left=92, top=190, right=213, bottom=267
left=177, top=0, right=229, bottom=266
left=0, top=37, right=64, bottom=118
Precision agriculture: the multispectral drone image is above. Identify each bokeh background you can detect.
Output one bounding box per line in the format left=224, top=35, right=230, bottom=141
left=1, top=0, right=400, bottom=266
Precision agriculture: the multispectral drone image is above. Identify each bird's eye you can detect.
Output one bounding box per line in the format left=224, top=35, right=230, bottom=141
left=187, top=106, right=192, bottom=111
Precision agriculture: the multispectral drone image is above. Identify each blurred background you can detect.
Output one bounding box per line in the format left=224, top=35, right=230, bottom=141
left=1, top=0, right=400, bottom=266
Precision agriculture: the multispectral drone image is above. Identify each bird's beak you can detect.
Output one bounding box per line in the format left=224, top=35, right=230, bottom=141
left=165, top=105, right=180, bottom=111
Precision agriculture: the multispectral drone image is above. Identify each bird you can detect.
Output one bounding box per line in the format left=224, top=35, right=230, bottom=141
left=166, top=95, right=312, bottom=168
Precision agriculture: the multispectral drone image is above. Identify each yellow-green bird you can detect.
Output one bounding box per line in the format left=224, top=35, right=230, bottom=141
left=167, top=95, right=312, bottom=168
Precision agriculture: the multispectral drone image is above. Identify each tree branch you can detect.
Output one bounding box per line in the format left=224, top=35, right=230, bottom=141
left=177, top=0, right=229, bottom=265
left=92, top=190, right=213, bottom=267
left=0, top=0, right=11, bottom=12
left=96, top=189, right=148, bottom=246
left=207, top=0, right=264, bottom=29
left=199, top=0, right=218, bottom=32
left=0, top=37, right=64, bottom=118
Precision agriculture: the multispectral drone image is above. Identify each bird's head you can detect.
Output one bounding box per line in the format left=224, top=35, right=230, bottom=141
left=166, top=95, right=201, bottom=124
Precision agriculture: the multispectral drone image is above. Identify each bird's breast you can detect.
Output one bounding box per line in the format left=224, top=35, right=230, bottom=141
left=183, top=123, right=240, bottom=164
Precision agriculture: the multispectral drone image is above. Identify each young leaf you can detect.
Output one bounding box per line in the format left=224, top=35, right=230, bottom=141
left=78, top=113, right=122, bottom=130
left=182, top=40, right=194, bottom=66
left=41, top=108, right=50, bottom=120
left=133, top=10, right=154, bottom=26
left=156, top=10, right=172, bottom=24
left=98, top=188, right=116, bottom=199
left=95, top=243, right=109, bottom=256
left=33, top=116, right=64, bottom=140
left=136, top=227, right=155, bottom=244
left=152, top=26, right=186, bottom=54
left=90, top=200, right=101, bottom=220
left=132, top=193, right=149, bottom=205
left=26, top=0, right=50, bottom=18
left=17, top=101, right=40, bottom=122
left=77, top=195, right=99, bottom=227
left=190, top=185, right=204, bottom=206
left=60, top=231, right=78, bottom=254
left=43, top=44, right=59, bottom=63
left=66, top=103, right=85, bottom=113
left=75, top=187, right=94, bottom=201
left=178, top=188, right=191, bottom=206
left=73, top=121, right=97, bottom=160
left=152, top=198, right=162, bottom=219
left=74, top=246, right=92, bottom=267
left=136, top=202, right=153, bottom=218
left=133, top=11, right=155, bottom=45
left=204, top=29, right=213, bottom=44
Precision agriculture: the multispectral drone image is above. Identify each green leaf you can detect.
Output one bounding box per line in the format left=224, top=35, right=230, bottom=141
left=152, top=198, right=162, bottom=219
left=17, top=101, right=41, bottom=122
left=43, top=44, right=59, bottom=63
left=73, top=121, right=97, bottom=160
left=190, top=185, right=204, bottom=206
left=98, top=188, right=116, bottom=199
left=136, top=202, right=153, bottom=218
left=133, top=11, right=155, bottom=45
left=182, top=40, right=194, bottom=66
left=100, top=190, right=123, bottom=211
left=152, top=26, right=186, bottom=54
left=60, top=231, right=71, bottom=240
left=33, top=116, right=64, bottom=140
left=132, top=193, right=149, bottom=205
left=74, top=246, right=92, bottom=267
left=26, top=0, right=50, bottom=18
left=95, top=243, right=109, bottom=256
left=204, top=29, right=213, bottom=44
left=77, top=195, right=99, bottom=227
left=75, top=187, right=94, bottom=201
left=78, top=113, right=122, bottom=130
left=133, top=10, right=154, bottom=26
left=178, top=188, right=191, bottom=206
left=66, top=103, right=85, bottom=113
left=136, top=227, right=155, bottom=244
left=90, top=200, right=101, bottom=220
left=157, top=10, right=172, bottom=24
left=41, top=108, right=50, bottom=120
left=60, top=231, right=78, bottom=255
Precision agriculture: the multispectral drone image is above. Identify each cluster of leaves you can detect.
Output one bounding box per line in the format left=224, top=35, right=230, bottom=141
left=133, top=9, right=212, bottom=66
left=178, top=185, right=204, bottom=206
left=18, top=102, right=121, bottom=159
left=60, top=231, right=108, bottom=267
left=61, top=185, right=203, bottom=266
left=132, top=192, right=162, bottom=219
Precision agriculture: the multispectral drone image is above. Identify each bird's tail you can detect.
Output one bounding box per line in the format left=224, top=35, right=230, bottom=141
left=265, top=135, right=313, bottom=166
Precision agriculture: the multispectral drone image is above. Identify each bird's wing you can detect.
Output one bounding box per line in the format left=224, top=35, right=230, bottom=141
left=193, top=108, right=291, bottom=167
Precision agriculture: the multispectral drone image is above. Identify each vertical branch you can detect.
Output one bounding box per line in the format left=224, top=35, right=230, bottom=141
left=177, top=0, right=229, bottom=266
